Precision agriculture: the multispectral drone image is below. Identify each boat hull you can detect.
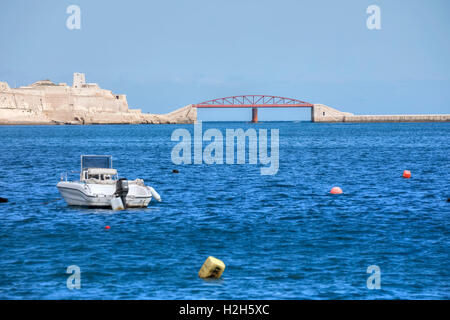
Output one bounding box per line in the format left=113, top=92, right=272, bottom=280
left=57, top=182, right=152, bottom=208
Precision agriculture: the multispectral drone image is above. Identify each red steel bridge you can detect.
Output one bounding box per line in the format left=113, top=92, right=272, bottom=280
left=193, top=95, right=314, bottom=123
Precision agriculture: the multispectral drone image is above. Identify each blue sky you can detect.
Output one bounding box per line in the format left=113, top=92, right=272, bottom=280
left=1, top=0, right=449, bottom=120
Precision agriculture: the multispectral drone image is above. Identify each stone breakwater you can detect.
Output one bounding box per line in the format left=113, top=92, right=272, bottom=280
left=0, top=73, right=196, bottom=125
left=311, top=104, right=450, bottom=123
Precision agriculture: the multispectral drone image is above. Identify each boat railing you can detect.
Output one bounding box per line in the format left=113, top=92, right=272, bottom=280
left=60, top=170, right=79, bottom=182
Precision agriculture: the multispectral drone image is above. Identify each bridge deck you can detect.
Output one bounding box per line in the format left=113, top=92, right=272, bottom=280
left=194, top=104, right=313, bottom=108
left=192, top=95, right=314, bottom=122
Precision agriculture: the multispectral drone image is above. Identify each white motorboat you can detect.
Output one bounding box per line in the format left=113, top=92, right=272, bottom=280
left=57, top=155, right=161, bottom=209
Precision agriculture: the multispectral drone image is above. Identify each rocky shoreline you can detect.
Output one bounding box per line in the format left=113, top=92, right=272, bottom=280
left=0, top=105, right=197, bottom=125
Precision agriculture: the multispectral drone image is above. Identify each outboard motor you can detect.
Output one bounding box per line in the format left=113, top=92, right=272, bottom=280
left=115, top=178, right=129, bottom=208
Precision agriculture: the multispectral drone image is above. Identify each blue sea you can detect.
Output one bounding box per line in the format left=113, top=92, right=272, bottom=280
left=0, top=122, right=449, bottom=299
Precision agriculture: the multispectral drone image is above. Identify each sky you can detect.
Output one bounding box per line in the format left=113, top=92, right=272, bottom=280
left=0, top=0, right=449, bottom=121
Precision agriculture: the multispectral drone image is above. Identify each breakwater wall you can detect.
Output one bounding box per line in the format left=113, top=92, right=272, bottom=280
left=311, top=104, right=450, bottom=123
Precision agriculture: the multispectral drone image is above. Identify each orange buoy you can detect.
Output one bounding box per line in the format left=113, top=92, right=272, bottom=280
left=105, top=226, right=110, bottom=230
left=330, top=187, right=343, bottom=194
left=403, top=170, right=411, bottom=178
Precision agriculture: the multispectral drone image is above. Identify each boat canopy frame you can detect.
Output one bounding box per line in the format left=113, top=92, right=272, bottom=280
left=80, top=155, right=113, bottom=171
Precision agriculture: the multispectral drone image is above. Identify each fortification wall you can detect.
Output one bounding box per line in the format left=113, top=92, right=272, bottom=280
left=0, top=90, right=45, bottom=111
left=0, top=75, right=129, bottom=114
left=0, top=73, right=196, bottom=124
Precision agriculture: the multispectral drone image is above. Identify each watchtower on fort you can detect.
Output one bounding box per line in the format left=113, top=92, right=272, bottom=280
left=73, top=73, right=86, bottom=88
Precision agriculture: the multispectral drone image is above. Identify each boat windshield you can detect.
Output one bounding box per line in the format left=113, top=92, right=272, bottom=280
left=81, top=155, right=112, bottom=170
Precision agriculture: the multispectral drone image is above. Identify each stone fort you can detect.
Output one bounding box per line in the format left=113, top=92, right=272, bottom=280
left=0, top=73, right=195, bottom=124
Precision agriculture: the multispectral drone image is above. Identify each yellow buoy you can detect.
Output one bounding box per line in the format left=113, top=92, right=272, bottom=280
left=198, top=256, right=226, bottom=279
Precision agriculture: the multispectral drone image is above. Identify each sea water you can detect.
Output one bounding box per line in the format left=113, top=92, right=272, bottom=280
left=0, top=122, right=449, bottom=299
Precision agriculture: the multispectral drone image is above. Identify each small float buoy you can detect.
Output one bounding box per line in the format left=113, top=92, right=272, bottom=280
left=0, top=197, right=8, bottom=203
left=446, top=198, right=450, bottom=203
left=403, top=170, right=411, bottom=178
left=330, top=187, right=343, bottom=194
left=105, top=226, right=110, bottom=230
left=172, top=169, right=179, bottom=174
left=198, top=256, right=226, bottom=279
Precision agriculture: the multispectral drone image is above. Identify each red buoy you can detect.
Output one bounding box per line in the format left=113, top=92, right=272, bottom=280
left=105, top=226, right=111, bottom=230
left=403, top=170, right=411, bottom=179
left=330, top=187, right=343, bottom=194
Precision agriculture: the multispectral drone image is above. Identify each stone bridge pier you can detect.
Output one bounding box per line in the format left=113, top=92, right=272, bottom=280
left=311, top=104, right=354, bottom=122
